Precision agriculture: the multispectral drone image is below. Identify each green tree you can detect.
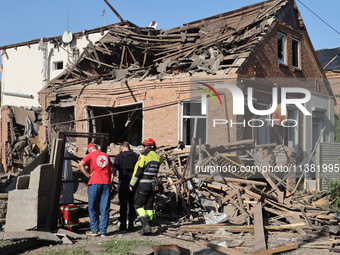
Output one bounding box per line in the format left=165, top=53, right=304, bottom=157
left=335, top=114, right=340, bottom=143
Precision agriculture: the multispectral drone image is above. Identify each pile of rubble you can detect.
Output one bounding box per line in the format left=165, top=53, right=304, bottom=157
left=1, top=106, right=44, bottom=174
left=151, top=141, right=340, bottom=253
left=0, top=137, right=340, bottom=254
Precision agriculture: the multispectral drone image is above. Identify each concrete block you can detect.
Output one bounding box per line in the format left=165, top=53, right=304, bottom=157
left=29, top=163, right=52, bottom=190
left=3, top=231, right=37, bottom=240
left=4, top=163, right=53, bottom=232
left=4, top=189, right=38, bottom=231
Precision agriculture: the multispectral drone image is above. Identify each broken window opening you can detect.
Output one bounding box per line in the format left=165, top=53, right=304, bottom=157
left=180, top=100, right=207, bottom=146
left=278, top=32, right=286, bottom=64
left=50, top=106, right=76, bottom=141
left=87, top=103, right=142, bottom=146
left=292, top=38, right=300, bottom=68
left=53, top=61, right=64, bottom=71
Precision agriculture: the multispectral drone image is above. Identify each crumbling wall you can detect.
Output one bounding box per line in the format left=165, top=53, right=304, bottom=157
left=1, top=106, right=43, bottom=172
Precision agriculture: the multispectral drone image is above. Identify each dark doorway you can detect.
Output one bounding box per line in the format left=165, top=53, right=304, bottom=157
left=88, top=103, right=142, bottom=146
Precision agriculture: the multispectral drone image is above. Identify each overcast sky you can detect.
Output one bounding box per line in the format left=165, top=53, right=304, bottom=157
left=0, top=0, right=339, bottom=51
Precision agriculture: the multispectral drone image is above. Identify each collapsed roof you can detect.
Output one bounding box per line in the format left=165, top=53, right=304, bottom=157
left=45, top=0, right=302, bottom=89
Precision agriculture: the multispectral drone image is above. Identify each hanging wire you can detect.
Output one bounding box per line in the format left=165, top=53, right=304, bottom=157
left=297, top=0, right=340, bottom=36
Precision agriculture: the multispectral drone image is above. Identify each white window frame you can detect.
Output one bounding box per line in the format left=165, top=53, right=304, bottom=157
left=253, top=102, right=271, bottom=145
left=283, top=106, right=299, bottom=148
left=53, top=61, right=63, bottom=71
left=292, top=38, right=300, bottom=68
left=179, top=100, right=207, bottom=146
left=278, top=32, right=287, bottom=64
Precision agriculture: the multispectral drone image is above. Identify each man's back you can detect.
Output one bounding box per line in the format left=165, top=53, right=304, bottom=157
left=114, top=150, right=138, bottom=181
left=82, top=150, right=112, bottom=185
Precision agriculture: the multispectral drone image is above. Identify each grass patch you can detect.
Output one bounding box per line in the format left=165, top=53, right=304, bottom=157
left=38, top=246, right=87, bottom=255
left=100, top=239, right=159, bottom=254
left=36, top=239, right=159, bottom=255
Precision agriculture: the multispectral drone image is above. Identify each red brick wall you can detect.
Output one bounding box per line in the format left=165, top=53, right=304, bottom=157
left=239, top=20, right=328, bottom=93
left=143, top=87, right=179, bottom=146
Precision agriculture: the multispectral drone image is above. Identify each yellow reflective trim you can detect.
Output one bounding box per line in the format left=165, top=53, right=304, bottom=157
left=136, top=208, right=147, bottom=216
left=146, top=210, right=153, bottom=220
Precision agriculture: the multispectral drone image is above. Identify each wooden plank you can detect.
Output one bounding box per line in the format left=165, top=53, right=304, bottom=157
left=89, top=42, right=100, bottom=63
left=126, top=46, right=139, bottom=65
left=120, top=45, right=126, bottom=69
left=222, top=177, right=267, bottom=187
left=245, top=150, right=282, bottom=201
left=300, top=208, right=316, bottom=229
left=221, top=187, right=244, bottom=204
left=45, top=138, right=64, bottom=230
left=248, top=186, right=277, bottom=202
left=205, top=182, right=229, bottom=192
left=286, top=212, right=308, bottom=238
left=84, top=57, right=116, bottom=69
left=236, top=188, right=249, bottom=225
left=254, top=202, right=267, bottom=251
left=249, top=244, right=298, bottom=255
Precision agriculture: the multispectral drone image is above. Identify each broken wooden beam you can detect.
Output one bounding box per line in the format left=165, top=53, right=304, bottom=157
left=254, top=202, right=267, bottom=252
left=223, top=177, right=267, bottom=187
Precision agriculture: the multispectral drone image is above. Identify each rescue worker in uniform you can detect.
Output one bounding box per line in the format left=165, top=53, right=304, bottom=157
left=129, top=138, right=163, bottom=235
left=113, top=141, right=139, bottom=231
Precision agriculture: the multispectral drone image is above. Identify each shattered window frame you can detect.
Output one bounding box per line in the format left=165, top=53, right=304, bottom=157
left=278, top=32, right=287, bottom=65
left=180, top=100, right=207, bottom=146
left=292, top=37, right=300, bottom=68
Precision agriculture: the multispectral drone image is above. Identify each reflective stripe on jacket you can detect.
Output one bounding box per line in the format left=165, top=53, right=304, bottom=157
left=129, top=149, right=163, bottom=187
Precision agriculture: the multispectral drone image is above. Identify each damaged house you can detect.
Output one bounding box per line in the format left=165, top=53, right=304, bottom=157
left=0, top=0, right=336, bottom=191
left=37, top=0, right=334, bottom=154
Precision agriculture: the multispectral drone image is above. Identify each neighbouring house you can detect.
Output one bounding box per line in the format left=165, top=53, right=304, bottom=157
left=316, top=47, right=340, bottom=115
left=0, top=25, right=113, bottom=107
left=0, top=0, right=337, bottom=191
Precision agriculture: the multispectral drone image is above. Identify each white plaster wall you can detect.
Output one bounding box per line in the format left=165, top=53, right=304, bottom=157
left=2, top=44, right=42, bottom=107
left=1, top=31, right=107, bottom=107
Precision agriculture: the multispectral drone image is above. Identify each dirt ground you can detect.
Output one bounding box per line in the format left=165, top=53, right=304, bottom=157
left=20, top=223, right=337, bottom=255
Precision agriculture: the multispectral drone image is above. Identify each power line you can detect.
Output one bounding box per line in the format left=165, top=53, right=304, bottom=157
left=297, top=0, right=340, bottom=36
left=51, top=96, right=200, bottom=127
